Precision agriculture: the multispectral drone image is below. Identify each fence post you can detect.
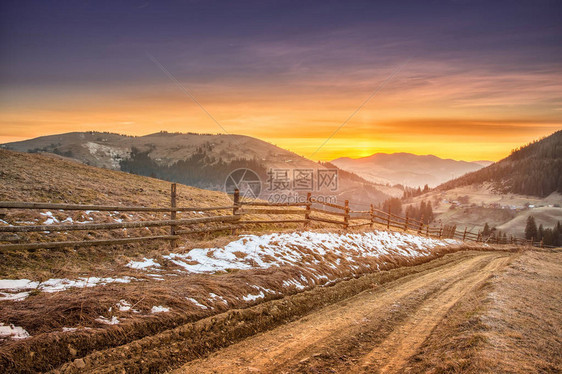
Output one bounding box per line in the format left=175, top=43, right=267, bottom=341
left=418, top=214, right=424, bottom=234
left=344, top=200, right=349, bottom=230
left=439, top=224, right=443, bottom=239
left=531, top=236, right=534, bottom=247
left=231, top=189, right=240, bottom=235
left=233, top=189, right=240, bottom=216
left=170, top=183, right=177, bottom=249
left=426, top=225, right=429, bottom=237
left=370, top=204, right=374, bottom=229
left=404, top=212, right=408, bottom=231
left=540, top=239, right=544, bottom=248
left=304, top=192, right=311, bottom=230
left=387, top=205, right=391, bottom=230
left=462, top=227, right=467, bottom=241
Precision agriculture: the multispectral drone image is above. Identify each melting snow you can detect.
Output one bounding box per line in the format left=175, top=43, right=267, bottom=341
left=209, top=293, right=228, bottom=305
left=127, top=258, right=161, bottom=270
left=40, top=211, right=59, bottom=225
left=0, top=231, right=460, bottom=307
left=282, top=279, right=306, bottom=290
left=242, top=291, right=265, bottom=302
left=151, top=305, right=170, bottom=313
left=0, top=323, right=30, bottom=340
left=156, top=230, right=457, bottom=274
left=186, top=297, right=208, bottom=309
left=83, top=142, right=129, bottom=169
left=117, top=300, right=131, bottom=311
left=0, top=277, right=134, bottom=301
left=95, top=316, right=120, bottom=325
left=0, top=292, right=30, bottom=301
left=0, top=279, right=39, bottom=290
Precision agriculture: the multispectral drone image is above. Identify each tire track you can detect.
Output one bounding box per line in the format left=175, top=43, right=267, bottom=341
left=174, top=252, right=512, bottom=374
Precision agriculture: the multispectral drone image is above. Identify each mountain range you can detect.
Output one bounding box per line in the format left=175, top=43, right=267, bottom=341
left=331, top=153, right=491, bottom=188
left=0, top=131, right=397, bottom=207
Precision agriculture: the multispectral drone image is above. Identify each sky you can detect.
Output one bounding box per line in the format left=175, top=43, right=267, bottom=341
left=1, top=0, right=561, bottom=161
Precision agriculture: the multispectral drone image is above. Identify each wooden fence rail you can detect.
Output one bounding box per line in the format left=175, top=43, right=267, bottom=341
left=0, top=201, right=235, bottom=212
left=0, top=184, right=542, bottom=251
left=0, top=215, right=240, bottom=233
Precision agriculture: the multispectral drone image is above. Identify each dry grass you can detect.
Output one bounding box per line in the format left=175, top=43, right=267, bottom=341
left=0, top=149, right=428, bottom=280
left=406, top=249, right=562, bottom=373
left=0, top=149, right=527, bottom=373
left=0, top=150, right=341, bottom=279
left=1, top=250, right=496, bottom=373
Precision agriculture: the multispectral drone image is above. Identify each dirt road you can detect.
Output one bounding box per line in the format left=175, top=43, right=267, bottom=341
left=174, top=252, right=513, bottom=374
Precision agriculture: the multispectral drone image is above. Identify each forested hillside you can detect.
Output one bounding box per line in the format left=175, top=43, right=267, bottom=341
left=437, top=131, right=562, bottom=197
left=120, top=146, right=268, bottom=190
left=1, top=131, right=395, bottom=205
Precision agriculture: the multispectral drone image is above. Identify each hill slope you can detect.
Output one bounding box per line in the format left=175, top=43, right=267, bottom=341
left=1, top=131, right=396, bottom=206
left=437, top=130, right=562, bottom=197
left=332, top=152, right=487, bottom=188
left=0, top=149, right=477, bottom=374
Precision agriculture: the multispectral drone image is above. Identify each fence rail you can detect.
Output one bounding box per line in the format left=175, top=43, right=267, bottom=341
left=0, top=184, right=548, bottom=251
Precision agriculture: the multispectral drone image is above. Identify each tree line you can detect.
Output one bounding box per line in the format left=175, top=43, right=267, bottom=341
left=525, top=216, right=561, bottom=246
left=120, top=147, right=268, bottom=190
left=380, top=198, right=434, bottom=224
left=437, top=130, right=562, bottom=197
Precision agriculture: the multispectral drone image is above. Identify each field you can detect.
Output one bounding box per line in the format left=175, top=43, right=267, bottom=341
left=0, top=150, right=560, bottom=373
left=407, top=183, right=562, bottom=235
left=170, top=250, right=561, bottom=374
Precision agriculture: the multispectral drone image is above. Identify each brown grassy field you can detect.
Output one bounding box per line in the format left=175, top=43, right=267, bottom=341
left=406, top=182, right=562, bottom=235
left=0, top=149, right=335, bottom=280
left=1, top=149, right=557, bottom=374
left=0, top=149, right=475, bottom=373
left=406, top=249, right=562, bottom=373
left=166, top=249, right=560, bottom=374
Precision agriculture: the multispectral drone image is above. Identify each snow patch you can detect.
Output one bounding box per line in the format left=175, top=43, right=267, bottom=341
left=95, top=316, right=120, bottom=325
left=0, top=292, right=30, bottom=301
left=0, top=277, right=134, bottom=301
left=127, top=258, right=161, bottom=270
left=150, top=230, right=458, bottom=275
left=186, top=298, right=208, bottom=309
left=40, top=211, right=59, bottom=225
left=242, top=291, right=265, bottom=302
left=117, top=300, right=131, bottom=312
left=151, top=305, right=170, bottom=313
left=83, top=142, right=129, bottom=169
left=0, top=323, right=30, bottom=340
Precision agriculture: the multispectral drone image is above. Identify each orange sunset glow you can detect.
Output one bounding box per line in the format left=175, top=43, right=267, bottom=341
left=1, top=1, right=561, bottom=162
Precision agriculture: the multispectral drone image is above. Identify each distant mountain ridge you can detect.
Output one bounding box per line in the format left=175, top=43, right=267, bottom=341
left=0, top=131, right=396, bottom=206
left=331, top=152, right=489, bottom=188
left=437, top=130, right=562, bottom=197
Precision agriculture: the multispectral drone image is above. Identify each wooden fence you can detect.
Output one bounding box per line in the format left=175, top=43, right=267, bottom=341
left=0, top=184, right=548, bottom=251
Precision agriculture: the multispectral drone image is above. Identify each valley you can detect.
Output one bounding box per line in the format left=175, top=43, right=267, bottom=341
left=1, top=2, right=561, bottom=373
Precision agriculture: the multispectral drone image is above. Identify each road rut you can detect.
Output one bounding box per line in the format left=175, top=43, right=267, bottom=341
left=174, top=252, right=513, bottom=374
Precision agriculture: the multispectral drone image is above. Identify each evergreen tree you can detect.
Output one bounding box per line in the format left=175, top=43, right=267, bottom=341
left=525, top=216, right=538, bottom=240
left=436, top=130, right=562, bottom=197
left=382, top=198, right=402, bottom=216
left=482, top=222, right=491, bottom=237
